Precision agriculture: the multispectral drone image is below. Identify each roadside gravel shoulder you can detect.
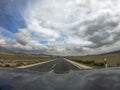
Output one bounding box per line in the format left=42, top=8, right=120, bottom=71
left=65, top=58, right=93, bottom=69
left=17, top=59, right=56, bottom=68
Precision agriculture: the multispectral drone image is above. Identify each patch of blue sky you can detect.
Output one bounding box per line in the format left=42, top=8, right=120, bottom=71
left=31, top=32, right=49, bottom=45
left=0, top=15, right=27, bottom=33
left=0, top=0, right=27, bottom=33
left=56, top=32, right=67, bottom=42
left=40, top=40, right=49, bottom=44
left=31, top=31, right=39, bottom=39
left=1, top=30, right=15, bottom=40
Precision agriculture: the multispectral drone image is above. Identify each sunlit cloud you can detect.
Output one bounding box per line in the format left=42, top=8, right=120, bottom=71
left=0, top=0, right=120, bottom=55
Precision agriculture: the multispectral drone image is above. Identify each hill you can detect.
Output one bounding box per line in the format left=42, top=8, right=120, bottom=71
left=98, top=50, right=120, bottom=55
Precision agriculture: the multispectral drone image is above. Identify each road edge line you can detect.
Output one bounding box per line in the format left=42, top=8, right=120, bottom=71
left=64, top=58, right=93, bottom=69
left=17, top=59, right=56, bottom=69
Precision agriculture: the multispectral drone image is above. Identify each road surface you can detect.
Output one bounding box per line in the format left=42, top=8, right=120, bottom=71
left=23, top=58, right=82, bottom=73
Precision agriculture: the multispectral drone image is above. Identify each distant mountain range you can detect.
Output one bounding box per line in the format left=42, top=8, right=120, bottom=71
left=0, top=46, right=13, bottom=53
left=0, top=46, right=53, bottom=56
left=0, top=46, right=120, bottom=56
left=98, top=50, right=120, bottom=55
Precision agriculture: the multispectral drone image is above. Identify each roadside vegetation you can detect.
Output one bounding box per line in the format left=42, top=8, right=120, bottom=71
left=0, top=52, right=56, bottom=68
left=66, top=53, right=120, bottom=68
left=0, top=52, right=120, bottom=68
left=70, top=59, right=105, bottom=68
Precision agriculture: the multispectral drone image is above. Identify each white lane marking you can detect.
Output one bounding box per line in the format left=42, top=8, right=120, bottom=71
left=64, top=58, right=92, bottom=69
left=50, top=64, right=57, bottom=70
left=64, top=58, right=82, bottom=69
left=17, top=59, right=56, bottom=68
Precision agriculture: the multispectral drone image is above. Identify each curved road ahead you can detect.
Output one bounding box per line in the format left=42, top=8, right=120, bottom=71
left=24, top=58, right=80, bottom=73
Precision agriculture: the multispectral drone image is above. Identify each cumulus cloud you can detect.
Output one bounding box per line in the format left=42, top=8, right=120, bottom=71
left=15, top=29, right=31, bottom=45
left=0, top=0, right=120, bottom=55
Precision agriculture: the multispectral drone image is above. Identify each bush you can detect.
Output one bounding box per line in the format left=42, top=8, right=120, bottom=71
left=93, top=62, right=104, bottom=66
left=117, top=63, right=120, bottom=66
left=16, top=62, right=24, bottom=67
left=73, top=59, right=105, bottom=67
left=4, top=64, right=10, bottom=67
left=83, top=61, right=94, bottom=64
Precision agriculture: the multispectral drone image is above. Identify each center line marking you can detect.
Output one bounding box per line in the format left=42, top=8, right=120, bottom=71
left=50, top=64, right=57, bottom=69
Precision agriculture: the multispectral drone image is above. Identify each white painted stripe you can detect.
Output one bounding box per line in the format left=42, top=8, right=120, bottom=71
left=50, top=64, right=56, bottom=70
left=17, top=59, right=56, bottom=68
left=64, top=58, right=92, bottom=69
left=64, top=58, right=82, bottom=69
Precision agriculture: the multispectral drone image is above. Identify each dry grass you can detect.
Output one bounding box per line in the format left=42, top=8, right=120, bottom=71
left=66, top=53, right=120, bottom=67
left=0, top=52, right=56, bottom=67
left=1, top=52, right=120, bottom=68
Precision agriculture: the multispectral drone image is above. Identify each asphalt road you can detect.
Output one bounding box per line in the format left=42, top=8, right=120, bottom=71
left=24, top=58, right=80, bottom=73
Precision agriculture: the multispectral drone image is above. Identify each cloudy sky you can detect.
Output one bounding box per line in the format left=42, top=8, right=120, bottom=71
left=0, top=0, right=120, bottom=55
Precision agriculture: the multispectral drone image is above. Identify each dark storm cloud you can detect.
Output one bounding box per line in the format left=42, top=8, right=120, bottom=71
left=83, top=15, right=120, bottom=48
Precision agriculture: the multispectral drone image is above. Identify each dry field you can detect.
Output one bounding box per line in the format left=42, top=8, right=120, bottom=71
left=0, top=52, right=56, bottom=67
left=66, top=53, right=120, bottom=68
left=0, top=52, right=120, bottom=68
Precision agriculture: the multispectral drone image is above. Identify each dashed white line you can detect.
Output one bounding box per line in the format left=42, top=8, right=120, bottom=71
left=50, top=64, right=57, bottom=70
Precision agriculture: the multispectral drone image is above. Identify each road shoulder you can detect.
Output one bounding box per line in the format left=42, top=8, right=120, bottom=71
left=17, top=59, right=56, bottom=69
left=65, top=58, right=93, bottom=69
